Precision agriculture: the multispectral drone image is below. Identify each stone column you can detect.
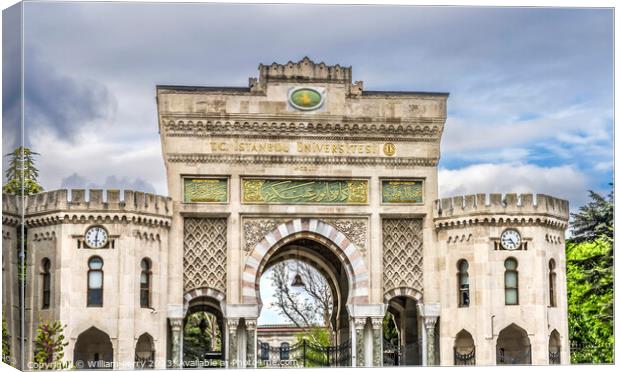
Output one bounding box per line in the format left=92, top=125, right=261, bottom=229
left=169, top=318, right=184, bottom=368
left=245, top=319, right=257, bottom=368
left=354, top=318, right=366, bottom=367
left=371, top=317, right=383, bottom=367
left=227, top=318, right=240, bottom=368
left=424, top=316, right=438, bottom=366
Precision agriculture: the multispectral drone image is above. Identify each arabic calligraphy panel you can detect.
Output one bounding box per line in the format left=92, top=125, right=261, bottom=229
left=184, top=178, right=228, bottom=203
left=242, top=179, right=369, bottom=204
left=382, top=180, right=424, bottom=204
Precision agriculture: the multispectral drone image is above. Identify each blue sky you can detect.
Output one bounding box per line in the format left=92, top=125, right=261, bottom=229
left=2, top=2, right=614, bottom=324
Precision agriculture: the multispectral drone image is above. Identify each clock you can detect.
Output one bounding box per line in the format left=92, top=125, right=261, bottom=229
left=500, top=229, right=521, bottom=250
left=84, top=226, right=109, bottom=249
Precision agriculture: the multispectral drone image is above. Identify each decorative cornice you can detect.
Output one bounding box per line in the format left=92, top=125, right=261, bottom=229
left=161, top=118, right=445, bottom=142
left=2, top=215, right=21, bottom=227
left=32, top=231, right=56, bottom=241
left=25, top=212, right=171, bottom=228
left=167, top=153, right=438, bottom=167
left=434, top=214, right=568, bottom=231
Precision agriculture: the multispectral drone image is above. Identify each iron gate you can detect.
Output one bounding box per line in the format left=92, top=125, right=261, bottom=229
left=258, top=339, right=351, bottom=367
left=383, top=338, right=421, bottom=366
left=454, top=347, right=476, bottom=365
left=496, top=345, right=532, bottom=365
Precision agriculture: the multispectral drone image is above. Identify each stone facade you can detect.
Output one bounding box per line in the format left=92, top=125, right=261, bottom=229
left=1, top=57, right=569, bottom=369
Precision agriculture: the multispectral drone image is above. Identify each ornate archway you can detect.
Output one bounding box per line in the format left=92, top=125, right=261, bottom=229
left=242, top=218, right=369, bottom=306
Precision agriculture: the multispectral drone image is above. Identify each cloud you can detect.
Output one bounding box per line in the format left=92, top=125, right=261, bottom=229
left=60, top=173, right=156, bottom=194
left=438, top=163, right=590, bottom=210
left=23, top=50, right=116, bottom=143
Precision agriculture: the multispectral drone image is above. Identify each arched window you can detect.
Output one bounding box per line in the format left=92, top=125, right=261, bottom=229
left=41, top=258, right=51, bottom=309
left=140, top=258, right=151, bottom=308
left=457, top=260, right=470, bottom=307
left=548, top=329, right=561, bottom=364
left=504, top=258, right=519, bottom=305
left=260, top=342, right=270, bottom=361
left=548, top=259, right=557, bottom=307
left=280, top=342, right=290, bottom=360
left=88, top=256, right=104, bottom=307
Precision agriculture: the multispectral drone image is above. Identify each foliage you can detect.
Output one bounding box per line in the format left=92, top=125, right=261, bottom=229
left=383, top=312, right=398, bottom=344
left=183, top=312, right=221, bottom=361
left=269, top=261, right=333, bottom=334
left=33, top=320, right=68, bottom=369
left=2, top=314, right=11, bottom=366
left=567, top=187, right=614, bottom=363
left=295, top=327, right=331, bottom=367
left=3, top=146, right=44, bottom=196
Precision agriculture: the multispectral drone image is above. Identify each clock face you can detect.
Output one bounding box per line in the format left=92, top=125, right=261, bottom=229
left=84, top=226, right=109, bottom=249
left=500, top=229, right=521, bottom=250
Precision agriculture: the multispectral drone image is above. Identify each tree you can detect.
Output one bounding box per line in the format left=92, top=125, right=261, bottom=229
left=566, top=186, right=614, bottom=363
left=3, top=146, right=44, bottom=196
left=270, top=261, right=333, bottom=334
left=183, top=312, right=221, bottom=361
left=33, top=320, right=68, bottom=369
left=2, top=314, right=11, bottom=366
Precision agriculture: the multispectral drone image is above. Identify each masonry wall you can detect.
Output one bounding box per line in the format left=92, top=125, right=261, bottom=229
left=434, top=193, right=569, bottom=365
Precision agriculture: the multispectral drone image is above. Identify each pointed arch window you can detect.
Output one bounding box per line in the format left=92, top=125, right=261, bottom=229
left=41, top=258, right=51, bottom=309
left=88, top=256, right=104, bottom=307
left=549, top=259, right=557, bottom=307
left=504, top=258, right=519, bottom=305
left=457, top=260, right=470, bottom=307
left=140, top=258, right=152, bottom=308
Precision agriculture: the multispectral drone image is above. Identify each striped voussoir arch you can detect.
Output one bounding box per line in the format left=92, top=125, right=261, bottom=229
left=242, top=218, right=369, bottom=305
left=183, top=287, right=226, bottom=314
left=384, top=287, right=423, bottom=303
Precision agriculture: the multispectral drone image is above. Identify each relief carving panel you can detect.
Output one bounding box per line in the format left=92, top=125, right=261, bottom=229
left=184, top=218, right=227, bottom=293
left=242, top=217, right=368, bottom=256
left=383, top=218, right=424, bottom=293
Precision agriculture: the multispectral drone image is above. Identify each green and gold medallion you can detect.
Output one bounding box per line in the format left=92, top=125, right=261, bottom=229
left=382, top=180, right=423, bottom=204
left=184, top=178, right=228, bottom=203
left=289, top=87, right=324, bottom=111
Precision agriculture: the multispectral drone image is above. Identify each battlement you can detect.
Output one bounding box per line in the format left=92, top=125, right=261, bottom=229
left=20, top=189, right=172, bottom=217
left=433, top=193, right=569, bottom=221
left=257, top=56, right=352, bottom=83
left=2, top=193, right=22, bottom=216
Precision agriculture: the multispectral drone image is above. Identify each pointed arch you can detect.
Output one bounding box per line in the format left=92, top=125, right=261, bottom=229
left=74, top=326, right=114, bottom=367
left=549, top=329, right=561, bottom=364
left=242, top=218, right=369, bottom=305
left=496, top=323, right=531, bottom=365
left=454, top=329, right=475, bottom=365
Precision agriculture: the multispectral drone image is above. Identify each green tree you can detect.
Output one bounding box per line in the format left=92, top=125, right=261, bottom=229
left=567, top=187, right=614, bottom=363
left=183, top=312, right=221, bottom=362
left=3, top=146, right=44, bottom=196
left=2, top=314, right=11, bottom=366
left=33, top=320, right=68, bottom=369
left=295, top=327, right=331, bottom=367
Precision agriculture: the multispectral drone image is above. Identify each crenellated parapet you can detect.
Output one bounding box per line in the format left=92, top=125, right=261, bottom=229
left=2, top=193, right=22, bottom=227
left=433, top=193, right=569, bottom=230
left=21, top=189, right=173, bottom=228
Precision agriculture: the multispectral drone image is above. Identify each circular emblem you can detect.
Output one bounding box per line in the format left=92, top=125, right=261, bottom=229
left=383, top=143, right=396, bottom=156
left=289, top=87, right=324, bottom=111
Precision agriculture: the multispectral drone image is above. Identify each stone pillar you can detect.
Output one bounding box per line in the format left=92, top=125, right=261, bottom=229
left=245, top=319, right=257, bottom=368
left=227, top=318, right=239, bottom=368
left=354, top=318, right=366, bottom=367
left=424, top=316, right=438, bottom=366
left=371, top=317, right=383, bottom=367
left=169, top=318, right=184, bottom=368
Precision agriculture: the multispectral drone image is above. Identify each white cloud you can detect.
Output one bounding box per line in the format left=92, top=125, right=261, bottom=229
left=438, top=163, right=589, bottom=210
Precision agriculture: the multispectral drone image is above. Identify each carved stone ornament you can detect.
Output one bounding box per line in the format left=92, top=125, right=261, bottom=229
left=243, top=217, right=367, bottom=255
left=383, top=218, right=424, bottom=293
left=184, top=218, right=227, bottom=293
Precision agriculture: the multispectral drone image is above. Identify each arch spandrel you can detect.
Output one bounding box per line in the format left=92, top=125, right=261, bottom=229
left=242, top=218, right=369, bottom=306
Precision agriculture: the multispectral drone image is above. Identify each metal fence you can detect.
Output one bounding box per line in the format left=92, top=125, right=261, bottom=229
left=258, top=339, right=351, bottom=368
left=454, top=347, right=476, bottom=366
left=496, top=345, right=532, bottom=365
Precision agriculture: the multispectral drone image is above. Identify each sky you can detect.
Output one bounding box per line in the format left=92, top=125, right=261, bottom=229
left=1, top=1, right=614, bottom=324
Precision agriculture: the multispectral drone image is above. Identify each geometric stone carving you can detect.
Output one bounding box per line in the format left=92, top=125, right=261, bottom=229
left=382, top=218, right=423, bottom=293
left=183, top=218, right=227, bottom=293
left=242, top=217, right=368, bottom=255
